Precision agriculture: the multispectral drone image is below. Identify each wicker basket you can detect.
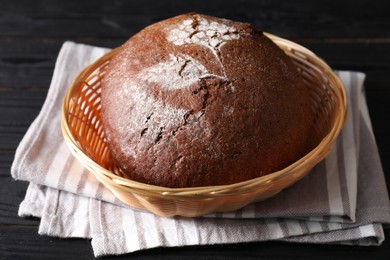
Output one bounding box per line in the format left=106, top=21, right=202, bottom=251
left=61, top=33, right=347, bottom=217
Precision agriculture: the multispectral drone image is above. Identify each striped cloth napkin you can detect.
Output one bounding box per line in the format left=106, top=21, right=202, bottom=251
left=11, top=42, right=390, bottom=257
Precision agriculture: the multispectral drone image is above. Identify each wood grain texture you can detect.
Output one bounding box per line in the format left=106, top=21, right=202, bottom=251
left=1, top=39, right=390, bottom=89
left=1, top=0, right=390, bottom=258
left=0, top=0, right=389, bottom=38
left=1, top=227, right=390, bottom=259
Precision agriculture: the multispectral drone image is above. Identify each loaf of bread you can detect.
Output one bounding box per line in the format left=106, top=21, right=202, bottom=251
left=101, top=13, right=314, bottom=188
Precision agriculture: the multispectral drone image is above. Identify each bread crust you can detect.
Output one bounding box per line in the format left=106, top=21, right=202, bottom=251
left=101, top=13, right=313, bottom=188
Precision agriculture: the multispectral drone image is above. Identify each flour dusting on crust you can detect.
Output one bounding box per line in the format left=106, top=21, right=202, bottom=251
left=140, top=54, right=207, bottom=90
left=140, top=54, right=229, bottom=90
left=167, top=17, right=240, bottom=57
left=115, top=77, right=188, bottom=159
left=167, top=16, right=240, bottom=78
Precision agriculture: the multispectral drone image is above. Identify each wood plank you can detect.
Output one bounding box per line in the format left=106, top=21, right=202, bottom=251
left=0, top=0, right=389, bottom=39
left=1, top=226, right=390, bottom=259
left=301, top=42, right=390, bottom=72
left=1, top=39, right=390, bottom=89
left=365, top=93, right=390, bottom=187
left=0, top=151, right=37, bottom=225
left=0, top=92, right=43, bottom=126
left=0, top=178, right=36, bottom=225
left=0, top=91, right=45, bottom=149
left=0, top=126, right=31, bottom=150
left=0, top=38, right=121, bottom=89
left=0, top=226, right=94, bottom=258
left=0, top=151, right=14, bottom=175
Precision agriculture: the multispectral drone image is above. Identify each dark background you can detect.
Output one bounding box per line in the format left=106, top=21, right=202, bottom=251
left=1, top=0, right=390, bottom=259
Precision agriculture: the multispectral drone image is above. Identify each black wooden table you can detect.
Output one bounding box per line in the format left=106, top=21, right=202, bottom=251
left=1, top=1, right=390, bottom=259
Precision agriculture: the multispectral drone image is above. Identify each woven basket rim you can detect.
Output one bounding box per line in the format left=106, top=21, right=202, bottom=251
left=61, top=32, right=348, bottom=198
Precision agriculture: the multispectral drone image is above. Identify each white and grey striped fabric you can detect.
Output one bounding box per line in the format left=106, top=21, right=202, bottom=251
left=11, top=42, right=390, bottom=257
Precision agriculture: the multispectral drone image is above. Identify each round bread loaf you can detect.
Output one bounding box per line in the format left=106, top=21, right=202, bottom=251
left=101, top=13, right=314, bottom=188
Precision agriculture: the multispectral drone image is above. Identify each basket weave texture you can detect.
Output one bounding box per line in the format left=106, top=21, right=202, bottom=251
left=61, top=33, right=347, bottom=217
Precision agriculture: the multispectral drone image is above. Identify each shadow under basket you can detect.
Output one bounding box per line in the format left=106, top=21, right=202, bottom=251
left=61, top=33, right=347, bottom=217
